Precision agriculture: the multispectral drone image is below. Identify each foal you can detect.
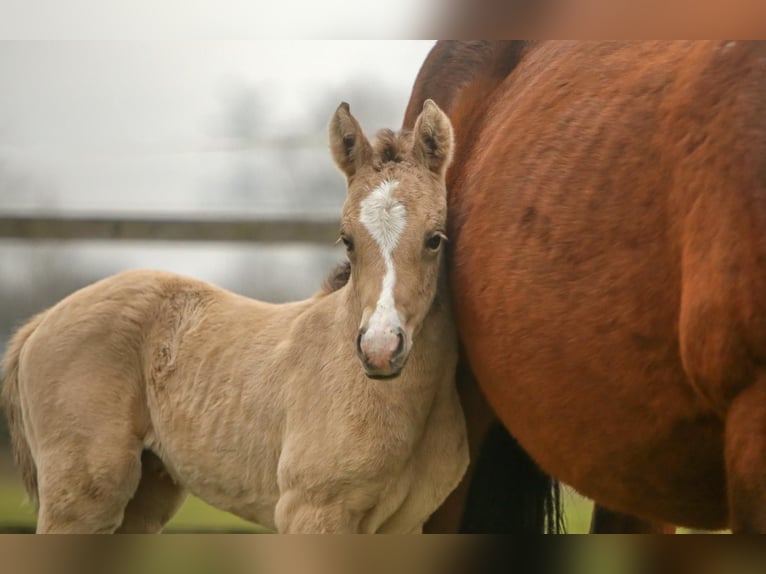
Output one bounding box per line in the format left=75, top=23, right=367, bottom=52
left=1, top=100, right=468, bottom=533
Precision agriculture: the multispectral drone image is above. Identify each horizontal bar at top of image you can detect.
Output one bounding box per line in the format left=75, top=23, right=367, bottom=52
left=0, top=213, right=341, bottom=244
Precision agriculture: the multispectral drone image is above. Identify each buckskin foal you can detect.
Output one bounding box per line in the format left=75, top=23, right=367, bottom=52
left=2, top=100, right=468, bottom=534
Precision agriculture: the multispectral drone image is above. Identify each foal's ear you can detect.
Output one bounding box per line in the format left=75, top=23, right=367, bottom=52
left=412, top=99, right=454, bottom=177
left=329, top=102, right=372, bottom=179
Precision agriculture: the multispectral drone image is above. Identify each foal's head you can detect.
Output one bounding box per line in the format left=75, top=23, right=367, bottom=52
left=329, top=99, right=454, bottom=379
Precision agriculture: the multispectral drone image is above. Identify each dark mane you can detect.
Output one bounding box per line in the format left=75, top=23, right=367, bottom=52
left=321, top=260, right=351, bottom=294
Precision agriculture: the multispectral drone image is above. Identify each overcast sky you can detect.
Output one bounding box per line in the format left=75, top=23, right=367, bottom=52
left=0, top=41, right=434, bottom=151
left=0, top=41, right=439, bottom=311
left=0, top=41, right=435, bottom=213
left=1, top=1, right=435, bottom=39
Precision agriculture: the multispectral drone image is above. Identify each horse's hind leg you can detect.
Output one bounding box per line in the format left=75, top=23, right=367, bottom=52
left=116, top=450, right=187, bottom=533
left=35, top=435, right=144, bottom=533
left=724, top=376, right=766, bottom=532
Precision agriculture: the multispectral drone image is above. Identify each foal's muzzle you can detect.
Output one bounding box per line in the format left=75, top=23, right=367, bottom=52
left=356, top=326, right=407, bottom=379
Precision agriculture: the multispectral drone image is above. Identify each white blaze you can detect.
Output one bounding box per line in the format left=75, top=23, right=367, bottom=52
left=359, top=179, right=406, bottom=336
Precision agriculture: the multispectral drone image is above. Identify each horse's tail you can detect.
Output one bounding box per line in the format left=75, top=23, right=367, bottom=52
left=2, top=311, right=47, bottom=509
left=461, top=422, right=565, bottom=534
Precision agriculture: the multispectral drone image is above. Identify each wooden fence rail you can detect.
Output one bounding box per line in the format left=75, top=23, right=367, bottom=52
left=0, top=213, right=340, bottom=244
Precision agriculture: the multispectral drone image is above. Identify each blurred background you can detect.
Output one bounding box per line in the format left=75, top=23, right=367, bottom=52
left=0, top=41, right=434, bottom=310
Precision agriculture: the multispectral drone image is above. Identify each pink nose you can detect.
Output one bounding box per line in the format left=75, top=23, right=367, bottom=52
left=356, top=327, right=406, bottom=374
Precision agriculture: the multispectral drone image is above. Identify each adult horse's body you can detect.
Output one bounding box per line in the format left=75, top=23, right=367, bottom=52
left=404, top=41, right=766, bottom=532
left=1, top=101, right=469, bottom=533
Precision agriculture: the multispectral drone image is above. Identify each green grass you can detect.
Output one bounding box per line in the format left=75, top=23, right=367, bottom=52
left=0, top=475, right=689, bottom=534
left=0, top=477, right=595, bottom=533
left=563, top=486, right=595, bottom=533
left=166, top=495, right=270, bottom=532
left=0, top=478, right=270, bottom=532
left=0, top=481, right=36, bottom=525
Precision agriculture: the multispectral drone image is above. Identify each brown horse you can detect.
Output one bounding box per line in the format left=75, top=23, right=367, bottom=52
left=403, top=41, right=766, bottom=533
left=1, top=101, right=469, bottom=533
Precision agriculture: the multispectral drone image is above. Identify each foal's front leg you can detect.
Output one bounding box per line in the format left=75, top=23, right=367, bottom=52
left=274, top=490, right=362, bottom=533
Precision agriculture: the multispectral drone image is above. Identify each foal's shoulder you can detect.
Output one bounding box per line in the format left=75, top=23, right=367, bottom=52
left=94, top=269, right=227, bottom=303
left=103, top=269, right=208, bottom=290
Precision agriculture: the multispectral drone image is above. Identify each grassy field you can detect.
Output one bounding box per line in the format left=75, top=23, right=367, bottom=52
left=0, top=479, right=268, bottom=532
left=0, top=472, right=596, bottom=533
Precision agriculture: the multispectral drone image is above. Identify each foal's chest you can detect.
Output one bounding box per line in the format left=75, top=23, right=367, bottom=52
left=361, top=390, right=469, bottom=532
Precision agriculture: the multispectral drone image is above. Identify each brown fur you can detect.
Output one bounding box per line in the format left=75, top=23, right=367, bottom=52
left=1, top=101, right=469, bottom=534
left=402, top=41, right=529, bottom=131
left=405, top=41, right=766, bottom=532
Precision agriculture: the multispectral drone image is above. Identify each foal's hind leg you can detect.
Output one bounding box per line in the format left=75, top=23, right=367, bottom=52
left=116, top=450, right=187, bottom=533
left=724, top=376, right=766, bottom=532
left=36, top=435, right=144, bottom=533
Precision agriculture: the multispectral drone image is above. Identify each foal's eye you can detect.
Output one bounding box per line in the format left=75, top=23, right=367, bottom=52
left=340, top=236, right=354, bottom=253
left=425, top=233, right=445, bottom=251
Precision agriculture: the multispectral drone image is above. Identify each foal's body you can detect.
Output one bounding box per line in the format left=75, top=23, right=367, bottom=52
left=10, top=269, right=463, bottom=533
left=3, top=101, right=468, bottom=533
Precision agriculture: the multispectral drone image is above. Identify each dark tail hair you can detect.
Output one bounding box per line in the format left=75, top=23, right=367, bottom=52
left=460, top=421, right=565, bottom=534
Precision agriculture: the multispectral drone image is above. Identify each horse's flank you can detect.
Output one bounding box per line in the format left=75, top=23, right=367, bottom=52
left=403, top=40, right=565, bottom=535
left=406, top=40, right=766, bottom=532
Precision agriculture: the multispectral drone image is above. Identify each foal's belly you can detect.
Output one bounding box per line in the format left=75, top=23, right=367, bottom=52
left=147, top=429, right=282, bottom=530
left=145, top=392, right=283, bottom=529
